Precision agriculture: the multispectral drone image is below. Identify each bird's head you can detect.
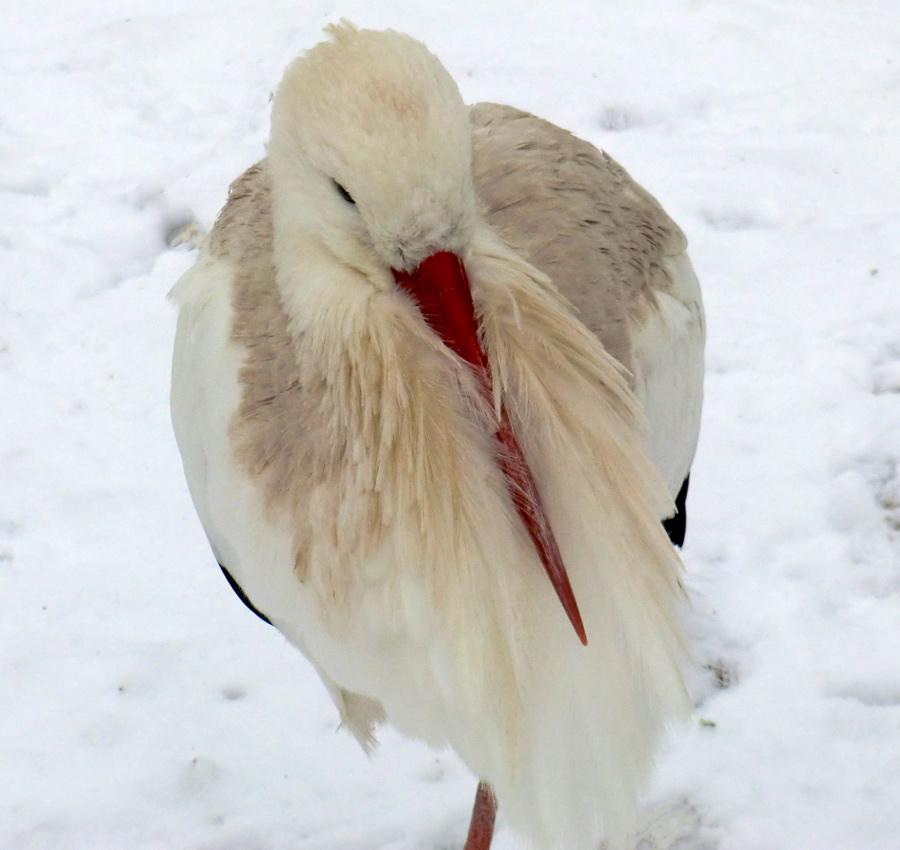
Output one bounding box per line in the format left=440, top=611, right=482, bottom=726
left=269, top=21, right=477, bottom=274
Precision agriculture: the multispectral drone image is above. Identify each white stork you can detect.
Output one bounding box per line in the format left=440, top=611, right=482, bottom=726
left=170, top=22, right=704, bottom=850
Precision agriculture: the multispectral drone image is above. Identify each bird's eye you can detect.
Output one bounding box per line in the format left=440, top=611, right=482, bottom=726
left=333, top=180, right=355, bottom=205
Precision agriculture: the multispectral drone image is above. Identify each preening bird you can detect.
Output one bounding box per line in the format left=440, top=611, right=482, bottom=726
left=170, top=22, right=704, bottom=850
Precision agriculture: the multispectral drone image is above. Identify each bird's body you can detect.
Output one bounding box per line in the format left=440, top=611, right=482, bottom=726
left=170, top=24, right=703, bottom=850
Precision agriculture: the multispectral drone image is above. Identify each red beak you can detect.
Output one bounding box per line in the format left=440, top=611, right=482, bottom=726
left=392, top=252, right=588, bottom=645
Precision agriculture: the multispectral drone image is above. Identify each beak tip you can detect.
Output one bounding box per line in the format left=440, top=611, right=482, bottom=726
left=564, top=591, right=588, bottom=646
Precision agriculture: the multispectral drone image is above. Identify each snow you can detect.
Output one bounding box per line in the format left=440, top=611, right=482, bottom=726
left=2, top=0, right=899, bottom=847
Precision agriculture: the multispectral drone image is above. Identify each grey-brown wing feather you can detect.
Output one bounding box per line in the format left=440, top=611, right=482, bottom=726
left=469, top=102, right=688, bottom=382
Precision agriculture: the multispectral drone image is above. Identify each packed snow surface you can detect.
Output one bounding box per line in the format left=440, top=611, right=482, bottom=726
left=2, top=1, right=899, bottom=848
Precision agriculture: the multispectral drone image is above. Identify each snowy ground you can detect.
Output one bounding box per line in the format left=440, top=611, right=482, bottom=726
left=2, top=1, right=900, bottom=848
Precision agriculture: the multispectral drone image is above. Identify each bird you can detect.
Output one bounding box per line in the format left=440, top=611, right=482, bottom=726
left=169, top=22, right=704, bottom=850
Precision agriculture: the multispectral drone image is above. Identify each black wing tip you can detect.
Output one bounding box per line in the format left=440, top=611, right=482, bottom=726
left=662, top=474, right=690, bottom=548
left=218, top=562, right=273, bottom=625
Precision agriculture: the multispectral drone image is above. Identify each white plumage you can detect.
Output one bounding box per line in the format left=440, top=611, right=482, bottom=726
left=170, top=22, right=704, bottom=850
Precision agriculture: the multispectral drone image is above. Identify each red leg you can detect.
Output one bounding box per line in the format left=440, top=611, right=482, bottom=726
left=464, top=781, right=497, bottom=850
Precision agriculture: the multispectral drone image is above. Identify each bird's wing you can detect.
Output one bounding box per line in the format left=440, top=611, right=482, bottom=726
left=170, top=162, right=294, bottom=610
left=172, top=162, right=392, bottom=741
left=470, top=103, right=705, bottom=495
